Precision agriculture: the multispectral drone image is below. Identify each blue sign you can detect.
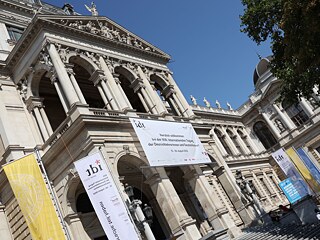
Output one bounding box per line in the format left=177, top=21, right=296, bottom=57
left=279, top=178, right=303, bottom=204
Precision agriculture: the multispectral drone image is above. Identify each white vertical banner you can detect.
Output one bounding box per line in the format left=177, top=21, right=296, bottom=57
left=74, top=152, right=139, bottom=240
left=271, top=148, right=310, bottom=197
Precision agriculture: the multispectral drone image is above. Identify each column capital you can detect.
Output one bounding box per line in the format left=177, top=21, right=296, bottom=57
left=162, top=84, right=175, bottom=98
left=130, top=78, right=145, bottom=93
left=89, top=69, right=107, bottom=86
left=26, top=96, right=44, bottom=112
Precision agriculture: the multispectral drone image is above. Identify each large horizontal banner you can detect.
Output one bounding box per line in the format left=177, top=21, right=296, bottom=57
left=74, top=152, right=139, bottom=240
left=130, top=118, right=211, bottom=166
left=271, top=148, right=311, bottom=197
left=3, top=154, right=66, bottom=240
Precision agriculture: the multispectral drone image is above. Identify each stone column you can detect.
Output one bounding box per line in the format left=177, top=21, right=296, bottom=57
left=234, top=129, right=251, bottom=155
left=39, top=107, right=53, bottom=135
left=273, top=103, right=295, bottom=130
left=90, top=70, right=118, bottom=110
left=50, top=74, right=69, bottom=113
left=166, top=73, right=194, bottom=117
left=209, top=128, right=228, bottom=157
left=65, top=64, right=87, bottom=104
left=300, top=97, right=314, bottom=116
left=99, top=57, right=128, bottom=110
left=262, top=172, right=282, bottom=202
left=113, top=73, right=133, bottom=109
left=207, top=140, right=256, bottom=225
left=137, top=66, right=167, bottom=114
left=130, top=78, right=155, bottom=113
left=183, top=166, right=241, bottom=238
left=241, top=128, right=260, bottom=154
left=46, top=43, right=80, bottom=107
left=26, top=97, right=50, bottom=141
left=65, top=213, right=91, bottom=240
left=145, top=168, right=202, bottom=240
left=251, top=172, right=273, bottom=206
left=260, top=110, right=281, bottom=139
left=221, top=127, right=240, bottom=155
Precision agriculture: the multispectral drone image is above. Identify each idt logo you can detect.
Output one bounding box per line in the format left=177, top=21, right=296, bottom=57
left=134, top=120, right=145, bottom=128
left=86, top=159, right=103, bottom=176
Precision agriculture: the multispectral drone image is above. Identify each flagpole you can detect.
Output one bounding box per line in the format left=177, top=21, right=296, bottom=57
left=34, top=147, right=72, bottom=240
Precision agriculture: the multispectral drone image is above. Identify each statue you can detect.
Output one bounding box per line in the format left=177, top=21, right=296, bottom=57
left=85, top=2, right=98, bottom=16
left=215, top=100, right=221, bottom=109
left=190, top=95, right=197, bottom=105
left=227, top=102, right=233, bottom=110
left=203, top=97, right=211, bottom=108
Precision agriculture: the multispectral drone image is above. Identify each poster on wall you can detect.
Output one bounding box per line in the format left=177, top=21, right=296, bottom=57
left=271, top=148, right=311, bottom=197
left=130, top=118, right=211, bottom=167
left=74, top=152, right=139, bottom=240
left=296, top=148, right=320, bottom=186
left=279, top=178, right=302, bottom=204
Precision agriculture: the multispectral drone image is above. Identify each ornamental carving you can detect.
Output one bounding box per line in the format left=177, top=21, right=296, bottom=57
left=65, top=19, right=156, bottom=52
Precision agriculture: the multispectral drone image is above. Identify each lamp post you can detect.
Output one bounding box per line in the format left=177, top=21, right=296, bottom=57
left=124, top=184, right=156, bottom=240
left=235, top=170, right=271, bottom=224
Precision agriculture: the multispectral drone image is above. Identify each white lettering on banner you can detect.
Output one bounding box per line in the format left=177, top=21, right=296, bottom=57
left=74, top=152, right=139, bottom=240
left=130, top=118, right=211, bottom=166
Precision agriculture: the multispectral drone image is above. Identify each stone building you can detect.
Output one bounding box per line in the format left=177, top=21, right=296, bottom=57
left=0, top=1, right=319, bottom=239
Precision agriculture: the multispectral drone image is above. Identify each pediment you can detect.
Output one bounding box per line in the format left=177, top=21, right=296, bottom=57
left=260, top=78, right=281, bottom=100
left=39, top=15, right=170, bottom=59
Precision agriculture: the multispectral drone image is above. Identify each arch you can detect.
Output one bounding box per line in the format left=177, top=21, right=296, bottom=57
left=69, top=57, right=105, bottom=108
left=253, top=121, right=277, bottom=150
left=237, top=129, right=253, bottom=153
left=150, top=73, right=169, bottom=90
left=68, top=53, right=99, bottom=75
left=226, top=129, right=244, bottom=155
left=116, top=153, right=167, bottom=239
left=114, top=65, right=147, bottom=113
left=114, top=65, right=138, bottom=83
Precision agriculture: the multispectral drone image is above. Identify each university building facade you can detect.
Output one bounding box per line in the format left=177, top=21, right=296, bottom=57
left=0, top=1, right=319, bottom=239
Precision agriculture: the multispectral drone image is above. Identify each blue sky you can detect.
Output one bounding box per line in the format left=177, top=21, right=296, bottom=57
left=43, top=0, right=272, bottom=109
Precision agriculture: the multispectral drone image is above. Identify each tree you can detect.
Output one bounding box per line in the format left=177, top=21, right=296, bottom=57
left=240, top=0, right=320, bottom=103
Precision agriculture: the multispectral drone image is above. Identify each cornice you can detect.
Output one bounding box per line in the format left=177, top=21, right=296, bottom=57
left=4, top=14, right=171, bottom=73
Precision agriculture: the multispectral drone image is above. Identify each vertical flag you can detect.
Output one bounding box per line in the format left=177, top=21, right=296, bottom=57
left=3, top=154, right=66, bottom=240
left=286, top=147, right=320, bottom=193
left=74, top=152, right=139, bottom=240
left=271, top=148, right=310, bottom=196
left=296, top=148, right=320, bottom=185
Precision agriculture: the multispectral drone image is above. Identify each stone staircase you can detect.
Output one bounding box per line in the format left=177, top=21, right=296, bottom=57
left=235, top=222, right=320, bottom=240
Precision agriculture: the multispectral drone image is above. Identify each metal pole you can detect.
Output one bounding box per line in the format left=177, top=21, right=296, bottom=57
left=34, top=148, right=72, bottom=240
left=132, top=200, right=156, bottom=240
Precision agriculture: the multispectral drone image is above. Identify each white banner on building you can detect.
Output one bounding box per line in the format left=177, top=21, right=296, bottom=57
left=271, top=148, right=310, bottom=196
left=74, top=152, right=139, bottom=240
left=130, top=118, right=211, bottom=166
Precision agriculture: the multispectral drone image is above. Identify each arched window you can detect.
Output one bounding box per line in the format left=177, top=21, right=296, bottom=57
left=282, top=101, right=309, bottom=127
left=76, top=192, right=94, bottom=213
left=39, top=75, right=66, bottom=131
left=214, top=129, right=232, bottom=155
left=226, top=129, right=244, bottom=155
left=237, top=130, right=253, bottom=153
left=253, top=121, right=277, bottom=150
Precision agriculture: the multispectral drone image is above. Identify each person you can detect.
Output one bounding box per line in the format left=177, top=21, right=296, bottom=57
left=315, top=209, right=320, bottom=221
left=269, top=210, right=280, bottom=222
left=279, top=204, right=290, bottom=214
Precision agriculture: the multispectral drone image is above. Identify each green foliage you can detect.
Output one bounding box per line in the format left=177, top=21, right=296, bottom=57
left=241, top=0, right=320, bottom=103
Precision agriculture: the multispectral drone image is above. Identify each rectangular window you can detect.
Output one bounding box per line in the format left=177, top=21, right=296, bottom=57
left=6, top=25, right=24, bottom=42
